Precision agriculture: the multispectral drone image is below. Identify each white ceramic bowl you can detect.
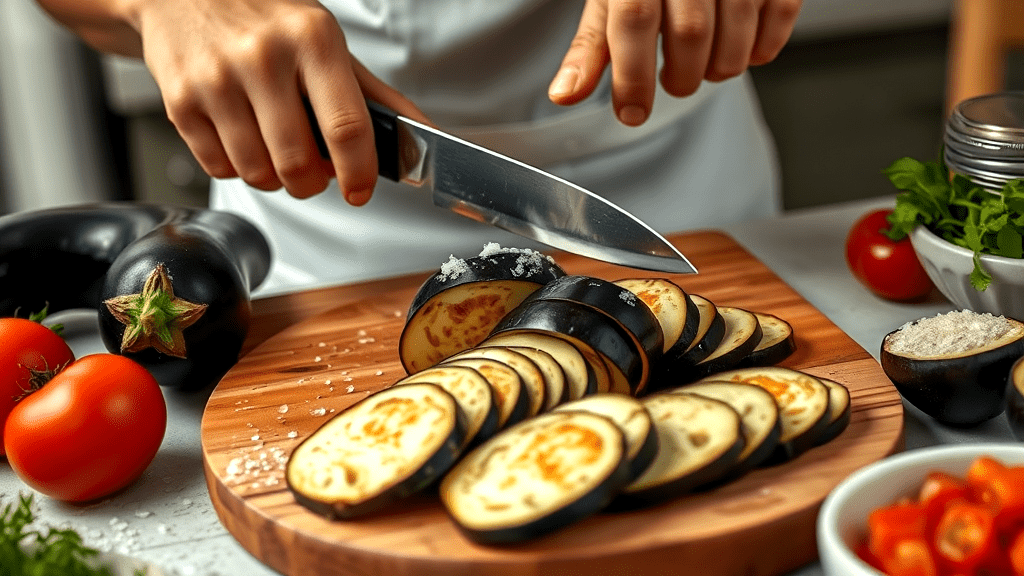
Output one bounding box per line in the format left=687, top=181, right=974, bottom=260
left=910, top=225, right=1024, bottom=320
left=817, top=443, right=1024, bottom=576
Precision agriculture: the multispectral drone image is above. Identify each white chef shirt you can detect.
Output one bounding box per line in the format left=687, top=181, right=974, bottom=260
left=210, top=0, right=781, bottom=296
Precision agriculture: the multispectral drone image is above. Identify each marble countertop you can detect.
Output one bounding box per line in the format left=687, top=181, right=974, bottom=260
left=2, top=194, right=1014, bottom=576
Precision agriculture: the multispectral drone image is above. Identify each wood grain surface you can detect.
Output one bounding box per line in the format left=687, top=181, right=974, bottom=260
left=200, top=230, right=905, bottom=576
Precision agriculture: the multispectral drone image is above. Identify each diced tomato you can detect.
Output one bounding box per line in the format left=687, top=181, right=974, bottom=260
left=919, top=471, right=973, bottom=533
left=933, top=502, right=999, bottom=573
left=976, top=467, right=1024, bottom=535
left=868, top=501, right=930, bottom=559
left=967, top=456, right=1008, bottom=491
left=880, top=536, right=939, bottom=576
left=1008, top=529, right=1024, bottom=575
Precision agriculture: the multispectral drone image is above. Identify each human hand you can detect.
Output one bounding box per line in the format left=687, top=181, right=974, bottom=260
left=129, top=0, right=427, bottom=205
left=548, top=0, right=802, bottom=126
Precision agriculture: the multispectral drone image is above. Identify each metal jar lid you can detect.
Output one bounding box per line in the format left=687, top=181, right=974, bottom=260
left=944, top=92, right=1024, bottom=186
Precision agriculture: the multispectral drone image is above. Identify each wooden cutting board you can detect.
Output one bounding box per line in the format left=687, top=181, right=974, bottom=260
left=200, top=230, right=904, bottom=576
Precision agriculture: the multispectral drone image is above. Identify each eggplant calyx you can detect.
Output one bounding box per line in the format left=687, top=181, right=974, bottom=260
left=103, top=263, right=208, bottom=358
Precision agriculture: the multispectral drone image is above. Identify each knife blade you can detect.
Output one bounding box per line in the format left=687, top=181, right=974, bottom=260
left=307, top=99, right=696, bottom=274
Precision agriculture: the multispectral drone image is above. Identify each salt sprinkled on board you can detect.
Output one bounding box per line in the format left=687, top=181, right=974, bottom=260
left=886, top=310, right=1021, bottom=357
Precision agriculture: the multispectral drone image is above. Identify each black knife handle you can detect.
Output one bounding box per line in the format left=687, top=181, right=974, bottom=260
left=303, top=98, right=400, bottom=182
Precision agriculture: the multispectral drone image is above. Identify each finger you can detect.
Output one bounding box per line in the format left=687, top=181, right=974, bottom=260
left=606, top=0, right=662, bottom=125
left=749, top=0, right=801, bottom=65
left=548, top=0, right=611, bottom=106
left=705, top=0, right=761, bottom=82
left=659, top=0, right=715, bottom=97
left=301, top=50, right=378, bottom=206
left=203, top=89, right=283, bottom=191
left=350, top=58, right=431, bottom=126
left=166, top=106, right=238, bottom=181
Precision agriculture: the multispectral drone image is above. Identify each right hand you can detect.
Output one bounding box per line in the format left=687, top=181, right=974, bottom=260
left=128, top=0, right=427, bottom=205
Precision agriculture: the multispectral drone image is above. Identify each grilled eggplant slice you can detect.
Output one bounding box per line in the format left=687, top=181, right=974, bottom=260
left=672, top=381, right=781, bottom=476
left=699, top=367, right=831, bottom=463
left=445, top=346, right=546, bottom=418
left=526, top=275, right=664, bottom=362
left=553, top=393, right=658, bottom=481
left=493, top=298, right=644, bottom=395
left=620, top=392, right=744, bottom=505
left=653, top=295, right=726, bottom=389
left=503, top=345, right=568, bottom=411
left=816, top=377, right=851, bottom=446
left=394, top=365, right=499, bottom=447
left=689, top=306, right=763, bottom=381
left=484, top=331, right=596, bottom=401
left=399, top=247, right=564, bottom=374
left=286, top=383, right=465, bottom=519
left=743, top=312, right=796, bottom=367
left=440, top=411, right=630, bottom=545
left=443, top=357, right=530, bottom=430
left=614, top=277, right=700, bottom=357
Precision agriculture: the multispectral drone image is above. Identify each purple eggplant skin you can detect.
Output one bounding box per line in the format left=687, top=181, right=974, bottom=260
left=0, top=202, right=271, bottom=391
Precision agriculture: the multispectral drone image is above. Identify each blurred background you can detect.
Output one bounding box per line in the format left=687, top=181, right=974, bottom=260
left=0, top=0, right=1018, bottom=216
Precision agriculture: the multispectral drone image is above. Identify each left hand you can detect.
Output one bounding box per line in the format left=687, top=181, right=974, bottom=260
left=548, top=0, right=802, bottom=126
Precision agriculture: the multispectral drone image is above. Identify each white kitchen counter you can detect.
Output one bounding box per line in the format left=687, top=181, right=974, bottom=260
left=1, top=194, right=1013, bottom=576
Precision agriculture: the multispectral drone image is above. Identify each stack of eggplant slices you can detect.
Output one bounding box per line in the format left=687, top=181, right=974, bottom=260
left=285, top=243, right=851, bottom=545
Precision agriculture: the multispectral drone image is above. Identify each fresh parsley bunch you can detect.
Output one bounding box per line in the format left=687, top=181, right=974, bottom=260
left=0, top=493, right=145, bottom=576
left=884, top=154, right=1024, bottom=291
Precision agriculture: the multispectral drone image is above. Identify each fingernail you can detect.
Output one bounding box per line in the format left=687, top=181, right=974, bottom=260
left=549, top=67, right=580, bottom=98
left=346, top=189, right=372, bottom=206
left=618, top=105, right=647, bottom=126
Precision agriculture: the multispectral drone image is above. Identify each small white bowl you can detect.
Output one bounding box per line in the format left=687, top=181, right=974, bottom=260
left=817, top=443, right=1024, bottom=576
left=910, top=225, right=1024, bottom=320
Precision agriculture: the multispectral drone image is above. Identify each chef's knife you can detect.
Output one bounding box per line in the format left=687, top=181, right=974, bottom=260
left=306, top=99, right=697, bottom=274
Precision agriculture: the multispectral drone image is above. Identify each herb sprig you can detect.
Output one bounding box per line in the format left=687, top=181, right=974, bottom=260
left=884, top=153, right=1024, bottom=291
left=0, top=492, right=145, bottom=576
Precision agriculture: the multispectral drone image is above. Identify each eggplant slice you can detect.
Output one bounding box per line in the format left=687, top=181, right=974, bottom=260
left=699, top=367, right=831, bottom=463
left=394, top=365, right=499, bottom=447
left=445, top=346, right=547, bottom=418
left=553, top=393, right=659, bottom=481
left=816, top=377, right=852, bottom=446
left=400, top=248, right=564, bottom=374
left=620, top=392, right=744, bottom=505
left=443, top=356, right=530, bottom=430
left=689, top=306, right=764, bottom=381
left=441, top=411, right=630, bottom=545
left=484, top=331, right=597, bottom=401
left=743, top=312, right=796, bottom=367
left=286, top=383, right=465, bottom=519
left=672, top=381, right=781, bottom=476
left=614, top=277, right=700, bottom=357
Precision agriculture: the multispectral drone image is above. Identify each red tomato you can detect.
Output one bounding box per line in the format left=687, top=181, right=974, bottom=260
left=881, top=536, right=939, bottom=576
left=0, top=317, right=75, bottom=456
left=3, top=354, right=166, bottom=502
left=845, top=209, right=934, bottom=301
left=869, top=501, right=930, bottom=559
left=918, top=471, right=973, bottom=534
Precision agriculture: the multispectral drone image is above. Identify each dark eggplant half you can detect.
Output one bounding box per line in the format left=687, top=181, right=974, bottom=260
left=815, top=378, right=852, bottom=446
left=286, top=383, right=465, bottom=519
left=484, top=331, right=597, bottom=401
left=614, top=277, right=700, bottom=357
left=394, top=365, right=499, bottom=447
left=880, top=314, right=1024, bottom=427
left=524, top=275, right=664, bottom=362
left=687, top=306, right=764, bottom=382
left=618, top=392, right=744, bottom=506
left=492, top=298, right=644, bottom=395
left=445, top=346, right=547, bottom=418
left=553, top=393, right=659, bottom=481
left=442, top=356, right=531, bottom=430
left=440, top=411, right=630, bottom=545
left=742, top=312, right=797, bottom=368
left=699, top=367, right=831, bottom=464
left=399, top=248, right=564, bottom=374
left=672, top=381, right=782, bottom=477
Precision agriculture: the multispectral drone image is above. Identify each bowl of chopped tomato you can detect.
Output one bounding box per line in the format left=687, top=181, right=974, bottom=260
left=818, top=443, right=1024, bottom=576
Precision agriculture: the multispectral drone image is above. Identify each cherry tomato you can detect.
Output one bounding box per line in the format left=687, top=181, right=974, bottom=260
left=845, top=209, right=934, bottom=301
left=934, top=502, right=999, bottom=572
left=4, top=354, right=166, bottom=502
left=0, top=317, right=75, bottom=456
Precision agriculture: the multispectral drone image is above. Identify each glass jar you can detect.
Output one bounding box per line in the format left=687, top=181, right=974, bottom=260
left=944, top=91, right=1024, bottom=191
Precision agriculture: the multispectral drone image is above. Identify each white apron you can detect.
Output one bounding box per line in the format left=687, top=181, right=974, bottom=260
left=211, top=0, right=781, bottom=296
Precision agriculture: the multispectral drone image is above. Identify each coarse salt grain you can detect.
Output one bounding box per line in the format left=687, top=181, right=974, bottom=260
left=886, top=310, right=1020, bottom=357
left=439, top=254, right=470, bottom=281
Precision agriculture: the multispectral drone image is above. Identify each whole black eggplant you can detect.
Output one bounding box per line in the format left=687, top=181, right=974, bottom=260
left=0, top=203, right=272, bottom=391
